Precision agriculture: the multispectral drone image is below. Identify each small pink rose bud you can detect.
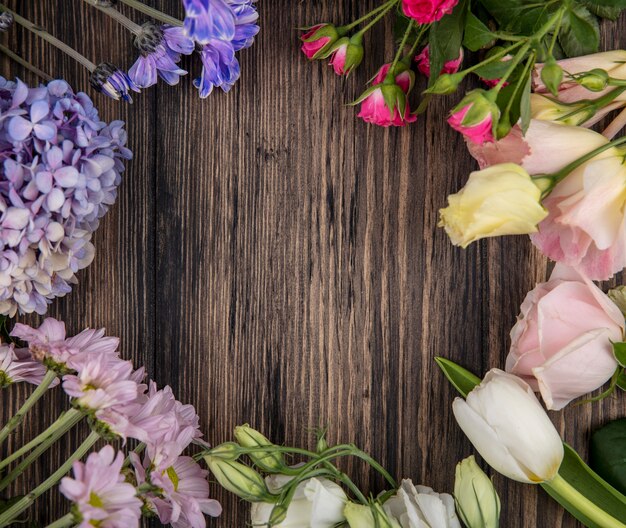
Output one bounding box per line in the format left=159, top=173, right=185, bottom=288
left=415, top=45, right=464, bottom=77
left=300, top=23, right=340, bottom=60
left=447, top=90, right=499, bottom=145
left=328, top=35, right=364, bottom=76
left=402, top=0, right=459, bottom=24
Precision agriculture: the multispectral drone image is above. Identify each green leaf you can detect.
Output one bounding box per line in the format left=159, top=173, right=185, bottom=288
left=463, top=11, right=495, bottom=51
left=617, top=371, right=626, bottom=391
left=519, top=71, right=532, bottom=134
left=542, top=443, right=626, bottom=527
left=428, top=0, right=467, bottom=87
left=435, top=357, right=480, bottom=397
left=478, top=0, right=557, bottom=34
left=580, top=0, right=623, bottom=19
left=591, top=420, right=626, bottom=495
left=559, top=4, right=600, bottom=57
left=582, top=0, right=626, bottom=8
left=613, top=342, right=626, bottom=367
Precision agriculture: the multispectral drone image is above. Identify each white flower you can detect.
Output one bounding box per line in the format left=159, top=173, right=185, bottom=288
left=452, top=369, right=564, bottom=484
left=454, top=456, right=500, bottom=528
left=384, top=480, right=461, bottom=528
left=250, top=476, right=347, bottom=527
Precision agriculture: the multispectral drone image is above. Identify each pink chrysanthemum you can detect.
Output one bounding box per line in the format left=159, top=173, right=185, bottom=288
left=0, top=343, right=50, bottom=387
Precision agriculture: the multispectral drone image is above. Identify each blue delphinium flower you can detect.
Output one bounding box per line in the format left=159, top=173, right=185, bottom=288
left=90, top=62, right=139, bottom=103
left=129, top=23, right=194, bottom=88
left=182, top=0, right=235, bottom=44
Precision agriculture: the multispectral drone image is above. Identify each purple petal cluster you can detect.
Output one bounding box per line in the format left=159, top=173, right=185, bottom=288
left=12, top=318, right=222, bottom=527
left=0, top=77, right=131, bottom=317
left=182, top=0, right=259, bottom=97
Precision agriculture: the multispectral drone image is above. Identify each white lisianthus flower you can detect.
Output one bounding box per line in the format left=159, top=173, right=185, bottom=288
left=452, top=369, right=564, bottom=484
left=383, top=480, right=461, bottom=528
left=250, top=475, right=347, bottom=527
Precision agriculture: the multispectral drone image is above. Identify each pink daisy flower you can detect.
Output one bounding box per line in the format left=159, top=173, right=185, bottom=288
left=0, top=343, right=51, bottom=387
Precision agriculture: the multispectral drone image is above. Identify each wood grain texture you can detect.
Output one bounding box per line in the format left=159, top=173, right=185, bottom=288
left=1, top=1, right=625, bottom=526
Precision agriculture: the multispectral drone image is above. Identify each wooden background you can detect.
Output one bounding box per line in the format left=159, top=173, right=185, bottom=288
left=1, top=1, right=625, bottom=526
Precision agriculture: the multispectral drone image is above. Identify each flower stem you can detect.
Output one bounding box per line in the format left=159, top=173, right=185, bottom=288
left=544, top=474, right=626, bottom=528
left=0, top=44, right=53, bottom=81
left=0, top=370, right=57, bottom=445
left=44, top=514, right=74, bottom=528
left=459, top=40, right=525, bottom=76
left=404, top=23, right=429, bottom=61
left=0, top=408, right=83, bottom=471
left=115, top=0, right=182, bottom=27
left=0, top=4, right=97, bottom=71
left=385, top=19, right=414, bottom=82
left=82, top=0, right=143, bottom=35
left=343, top=0, right=399, bottom=31
left=0, top=431, right=99, bottom=527
left=354, top=0, right=399, bottom=37
left=493, top=42, right=531, bottom=92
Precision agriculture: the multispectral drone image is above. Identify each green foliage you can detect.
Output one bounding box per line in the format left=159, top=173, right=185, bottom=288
left=559, top=3, right=600, bottom=56
left=434, top=357, right=480, bottom=397
left=591, top=420, right=626, bottom=495
left=428, top=0, right=467, bottom=87
left=613, top=342, right=626, bottom=367
left=463, top=11, right=495, bottom=51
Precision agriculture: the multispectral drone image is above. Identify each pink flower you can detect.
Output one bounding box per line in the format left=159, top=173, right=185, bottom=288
left=415, top=45, right=463, bottom=77
left=0, top=343, right=51, bottom=387
left=357, top=64, right=417, bottom=127
left=60, top=445, right=142, bottom=528
left=62, top=354, right=142, bottom=412
left=328, top=36, right=364, bottom=76
left=131, top=444, right=222, bottom=527
left=402, top=0, right=458, bottom=23
left=506, top=264, right=624, bottom=410
left=447, top=100, right=495, bottom=145
left=300, top=24, right=339, bottom=60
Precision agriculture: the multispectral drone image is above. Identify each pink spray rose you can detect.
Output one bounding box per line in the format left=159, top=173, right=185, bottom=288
left=447, top=90, right=498, bottom=145
left=328, top=36, right=364, bottom=76
left=506, top=264, right=624, bottom=410
left=357, top=63, right=417, bottom=127
left=415, top=45, right=463, bottom=77
left=300, top=24, right=340, bottom=60
left=402, top=0, right=459, bottom=24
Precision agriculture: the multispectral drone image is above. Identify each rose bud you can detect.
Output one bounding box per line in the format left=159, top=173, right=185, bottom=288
left=415, top=45, right=464, bottom=77
left=505, top=264, right=624, bottom=410
left=355, top=63, right=417, bottom=127
left=452, top=369, right=564, bottom=484
left=447, top=89, right=499, bottom=145
left=540, top=58, right=564, bottom=96
left=328, top=35, right=364, bottom=76
left=454, top=456, right=501, bottom=528
left=438, top=163, right=548, bottom=247
left=300, top=23, right=341, bottom=60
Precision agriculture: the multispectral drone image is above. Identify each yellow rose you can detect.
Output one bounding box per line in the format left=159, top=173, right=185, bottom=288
left=439, top=163, right=548, bottom=247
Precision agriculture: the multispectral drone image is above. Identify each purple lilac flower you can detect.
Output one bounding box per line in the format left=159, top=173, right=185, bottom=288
left=59, top=445, right=142, bottom=528
left=89, top=63, right=139, bottom=103
left=129, top=23, right=194, bottom=88
left=0, top=77, right=131, bottom=316
left=182, top=0, right=235, bottom=44
left=194, top=40, right=240, bottom=98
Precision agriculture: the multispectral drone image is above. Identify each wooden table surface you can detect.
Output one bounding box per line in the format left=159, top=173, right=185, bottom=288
left=2, top=1, right=625, bottom=526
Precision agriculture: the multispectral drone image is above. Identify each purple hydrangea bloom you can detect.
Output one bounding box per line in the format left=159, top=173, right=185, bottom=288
left=182, top=0, right=235, bottom=44
left=89, top=63, right=139, bottom=103
left=0, top=77, right=131, bottom=316
left=129, top=23, right=194, bottom=88
left=194, top=40, right=240, bottom=98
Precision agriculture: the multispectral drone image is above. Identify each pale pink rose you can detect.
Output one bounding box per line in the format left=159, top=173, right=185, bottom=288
left=447, top=104, right=494, bottom=145
left=467, top=119, right=613, bottom=174
left=414, top=45, right=463, bottom=77
left=402, top=0, right=459, bottom=23
left=506, top=264, right=624, bottom=410
left=532, top=154, right=626, bottom=280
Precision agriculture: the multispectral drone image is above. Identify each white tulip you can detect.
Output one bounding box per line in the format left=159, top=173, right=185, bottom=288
left=452, top=369, right=564, bottom=484
left=384, top=480, right=461, bottom=528
left=250, top=476, right=347, bottom=528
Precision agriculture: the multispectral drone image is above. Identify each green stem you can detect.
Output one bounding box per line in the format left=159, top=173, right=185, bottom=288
left=547, top=7, right=564, bottom=56
left=0, top=431, right=99, bottom=527
left=555, top=85, right=626, bottom=124
left=404, top=23, right=429, bottom=62
left=351, top=450, right=397, bottom=488
left=386, top=19, right=414, bottom=81
left=535, top=5, right=567, bottom=41
left=344, top=0, right=398, bottom=31
left=502, top=52, right=536, bottom=120
left=544, top=474, right=626, bottom=528
left=0, top=44, right=53, bottom=81
left=334, top=471, right=369, bottom=504
left=459, top=40, right=525, bottom=76
left=0, top=408, right=83, bottom=473
left=82, top=0, right=143, bottom=34
left=123, top=441, right=146, bottom=468
left=354, top=0, right=399, bottom=37
left=44, top=513, right=74, bottom=528
left=0, top=5, right=96, bottom=71
left=0, top=370, right=57, bottom=445
left=493, top=42, right=531, bottom=92
left=115, top=0, right=182, bottom=26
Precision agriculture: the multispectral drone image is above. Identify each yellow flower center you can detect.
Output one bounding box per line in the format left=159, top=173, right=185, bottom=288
left=89, top=492, right=104, bottom=508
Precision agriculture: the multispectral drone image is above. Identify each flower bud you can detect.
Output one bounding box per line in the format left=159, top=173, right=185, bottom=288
left=530, top=94, right=593, bottom=126
left=448, top=89, right=500, bottom=145
left=0, top=11, right=14, bottom=32
left=344, top=502, right=401, bottom=528
left=454, top=456, right=501, bottom=528
left=540, top=58, right=563, bottom=97
left=204, top=456, right=275, bottom=502
left=576, top=68, right=610, bottom=92
left=328, top=35, right=364, bottom=76
left=208, top=441, right=240, bottom=461
left=439, top=163, right=547, bottom=247
left=300, top=23, right=341, bottom=60
left=234, top=424, right=285, bottom=472
left=425, top=72, right=466, bottom=94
